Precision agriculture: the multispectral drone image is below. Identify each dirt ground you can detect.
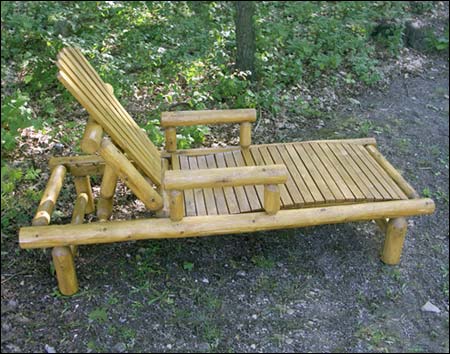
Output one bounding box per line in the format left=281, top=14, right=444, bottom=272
left=2, top=40, right=449, bottom=354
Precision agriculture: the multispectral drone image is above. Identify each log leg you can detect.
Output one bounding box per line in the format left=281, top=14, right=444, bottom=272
left=52, top=246, right=78, bottom=295
left=380, top=217, right=408, bottom=265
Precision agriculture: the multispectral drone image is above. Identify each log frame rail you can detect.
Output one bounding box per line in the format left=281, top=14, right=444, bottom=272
left=19, top=47, right=436, bottom=296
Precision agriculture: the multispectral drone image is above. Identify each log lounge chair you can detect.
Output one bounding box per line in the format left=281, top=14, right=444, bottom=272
left=18, top=48, right=435, bottom=295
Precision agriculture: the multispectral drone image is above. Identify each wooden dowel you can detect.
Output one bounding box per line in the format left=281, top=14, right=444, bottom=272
left=104, top=83, right=114, bottom=94
left=52, top=246, right=78, bottom=295
left=97, top=163, right=117, bottom=220
left=97, top=197, right=113, bottom=221
left=366, top=145, right=419, bottom=198
left=161, top=109, right=256, bottom=127
left=381, top=217, right=408, bottom=265
left=375, top=218, right=388, bottom=233
left=164, top=165, right=288, bottom=190
left=100, top=165, right=118, bottom=199
left=98, top=139, right=163, bottom=211
left=49, top=155, right=105, bottom=177
left=156, top=158, right=170, bottom=218
left=240, top=122, right=252, bottom=149
left=20, top=199, right=435, bottom=249
left=165, top=127, right=177, bottom=153
left=70, top=193, right=88, bottom=256
left=74, top=176, right=95, bottom=214
left=264, top=184, right=280, bottom=215
left=81, top=119, right=103, bottom=154
left=32, top=165, right=67, bottom=226
left=169, top=190, right=184, bottom=222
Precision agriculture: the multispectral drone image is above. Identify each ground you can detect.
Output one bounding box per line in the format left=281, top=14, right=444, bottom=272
left=2, top=36, right=449, bottom=354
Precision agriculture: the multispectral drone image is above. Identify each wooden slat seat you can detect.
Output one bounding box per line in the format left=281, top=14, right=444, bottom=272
left=172, top=141, right=409, bottom=216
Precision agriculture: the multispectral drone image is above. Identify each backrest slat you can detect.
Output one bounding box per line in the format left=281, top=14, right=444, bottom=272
left=56, top=47, right=162, bottom=186
left=57, top=51, right=160, bottom=176
left=69, top=49, right=161, bottom=163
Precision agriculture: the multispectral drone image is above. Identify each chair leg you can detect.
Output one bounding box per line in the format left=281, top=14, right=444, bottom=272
left=52, top=246, right=79, bottom=295
left=380, top=217, right=408, bottom=265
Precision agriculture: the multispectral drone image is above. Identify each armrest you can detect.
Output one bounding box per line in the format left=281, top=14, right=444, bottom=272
left=164, top=164, right=288, bottom=220
left=161, top=109, right=256, bottom=152
left=164, top=164, right=287, bottom=190
left=161, top=109, right=256, bottom=127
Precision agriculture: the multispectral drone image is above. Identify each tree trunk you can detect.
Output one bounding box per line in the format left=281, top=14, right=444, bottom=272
left=234, top=1, right=256, bottom=80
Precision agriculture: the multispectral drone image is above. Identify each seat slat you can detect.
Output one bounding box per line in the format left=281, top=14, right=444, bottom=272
left=241, top=149, right=264, bottom=205
left=223, top=152, right=251, bottom=212
left=309, top=142, right=356, bottom=201
left=178, top=155, right=197, bottom=216
left=284, top=144, right=325, bottom=203
left=267, top=145, right=304, bottom=205
left=336, top=143, right=384, bottom=200
left=355, top=145, right=408, bottom=199
left=302, top=143, right=346, bottom=202
left=293, top=143, right=335, bottom=202
left=232, top=150, right=262, bottom=211
left=205, top=155, right=229, bottom=215
left=187, top=156, right=207, bottom=216
left=276, top=145, right=313, bottom=204
left=172, top=140, right=411, bottom=216
left=328, top=143, right=377, bottom=201
left=197, top=155, right=218, bottom=215
left=317, top=143, right=365, bottom=201
left=254, top=146, right=293, bottom=207
left=342, top=144, right=392, bottom=200
left=215, top=153, right=241, bottom=214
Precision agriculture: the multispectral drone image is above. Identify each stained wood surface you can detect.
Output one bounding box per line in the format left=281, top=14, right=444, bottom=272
left=56, top=47, right=161, bottom=186
left=172, top=141, right=410, bottom=216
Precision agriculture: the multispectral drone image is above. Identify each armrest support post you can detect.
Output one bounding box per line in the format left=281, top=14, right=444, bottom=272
left=240, top=122, right=252, bottom=148
left=165, top=127, right=177, bottom=153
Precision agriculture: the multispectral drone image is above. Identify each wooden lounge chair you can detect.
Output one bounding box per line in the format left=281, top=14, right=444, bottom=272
left=18, top=48, right=435, bottom=295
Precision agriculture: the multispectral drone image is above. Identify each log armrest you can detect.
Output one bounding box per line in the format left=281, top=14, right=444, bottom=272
left=164, top=165, right=288, bottom=220
left=161, top=109, right=256, bottom=152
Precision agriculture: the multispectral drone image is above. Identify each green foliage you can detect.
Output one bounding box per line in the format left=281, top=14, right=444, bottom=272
left=426, top=25, right=449, bottom=52
left=1, top=165, right=37, bottom=230
left=1, top=91, right=35, bottom=152
left=1, top=1, right=424, bottom=156
left=88, top=307, right=108, bottom=323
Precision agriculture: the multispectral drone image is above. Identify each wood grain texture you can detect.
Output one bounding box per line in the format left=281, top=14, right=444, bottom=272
left=20, top=199, right=435, bottom=249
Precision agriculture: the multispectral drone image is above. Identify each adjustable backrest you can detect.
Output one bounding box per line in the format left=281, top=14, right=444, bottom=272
left=56, top=47, right=162, bottom=186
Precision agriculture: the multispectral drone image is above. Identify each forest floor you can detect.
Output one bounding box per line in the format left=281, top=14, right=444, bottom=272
left=2, top=28, right=449, bottom=354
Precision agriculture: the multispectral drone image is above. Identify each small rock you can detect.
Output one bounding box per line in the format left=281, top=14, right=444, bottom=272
left=45, top=344, right=56, bottom=353
left=237, top=271, right=246, bottom=277
left=112, top=342, right=127, bottom=353
left=1, top=300, right=18, bottom=314
left=8, top=300, right=18, bottom=310
left=286, top=338, right=294, bottom=345
left=201, top=277, right=209, bottom=284
left=251, top=314, right=258, bottom=320
left=198, top=342, right=210, bottom=351
left=250, top=344, right=256, bottom=350
left=166, top=344, right=173, bottom=349
left=421, top=301, right=441, bottom=313
left=53, top=143, right=64, bottom=152
left=2, top=321, right=12, bottom=332
left=6, top=344, right=21, bottom=353
left=287, top=309, right=295, bottom=315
